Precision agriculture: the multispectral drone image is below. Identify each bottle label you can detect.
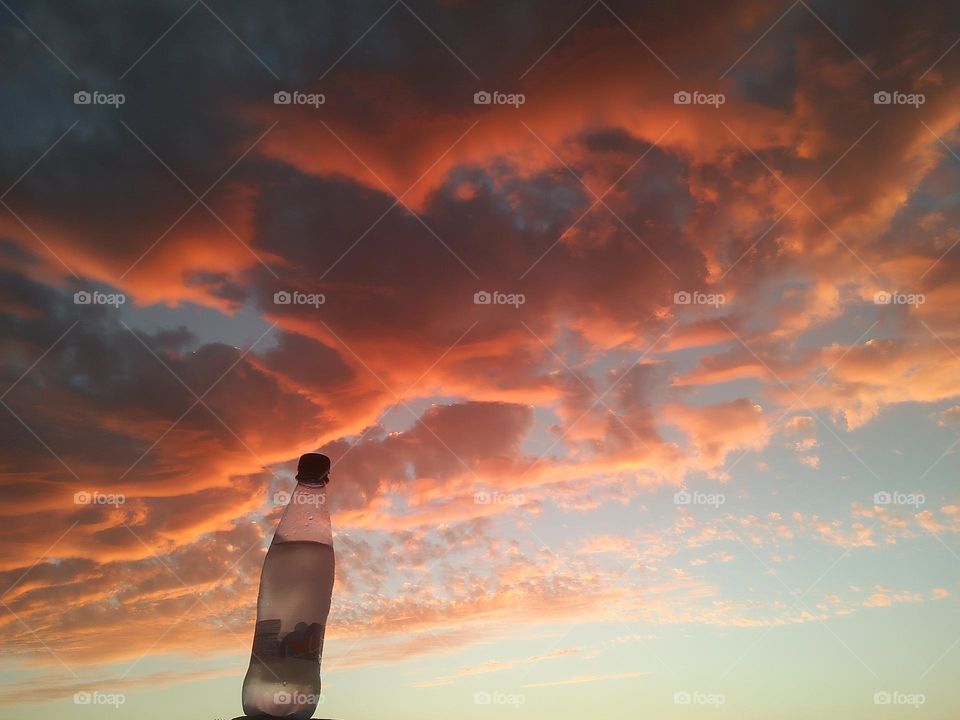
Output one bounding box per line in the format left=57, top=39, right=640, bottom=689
left=252, top=619, right=324, bottom=662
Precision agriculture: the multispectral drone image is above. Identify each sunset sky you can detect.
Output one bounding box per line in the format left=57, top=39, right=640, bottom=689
left=2, top=1, right=960, bottom=718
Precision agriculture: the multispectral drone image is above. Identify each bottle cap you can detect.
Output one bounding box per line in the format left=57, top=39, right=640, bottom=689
left=295, top=453, right=331, bottom=484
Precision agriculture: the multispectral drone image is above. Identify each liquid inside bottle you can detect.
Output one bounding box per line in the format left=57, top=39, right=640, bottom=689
left=242, top=454, right=335, bottom=718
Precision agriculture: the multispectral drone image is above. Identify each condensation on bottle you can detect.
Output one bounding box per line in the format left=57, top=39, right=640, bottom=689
left=242, top=453, right=335, bottom=719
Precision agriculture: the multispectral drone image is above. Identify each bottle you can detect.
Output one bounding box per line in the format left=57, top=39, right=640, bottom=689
left=242, top=453, right=336, bottom=719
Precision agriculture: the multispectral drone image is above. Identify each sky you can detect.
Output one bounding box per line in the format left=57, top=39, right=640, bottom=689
left=1, top=0, right=960, bottom=718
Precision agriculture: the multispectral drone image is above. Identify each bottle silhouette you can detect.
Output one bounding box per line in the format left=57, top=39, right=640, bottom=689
left=242, top=453, right=335, bottom=718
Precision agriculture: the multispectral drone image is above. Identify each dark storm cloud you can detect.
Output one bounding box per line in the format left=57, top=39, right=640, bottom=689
left=0, top=267, right=344, bottom=518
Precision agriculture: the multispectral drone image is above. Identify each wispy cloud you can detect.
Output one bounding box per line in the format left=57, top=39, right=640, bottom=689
left=414, top=647, right=580, bottom=687
left=522, top=671, right=651, bottom=688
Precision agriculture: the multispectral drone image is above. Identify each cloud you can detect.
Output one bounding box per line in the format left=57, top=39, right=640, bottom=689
left=0, top=666, right=237, bottom=706
left=522, top=670, right=650, bottom=688
left=414, top=647, right=580, bottom=688
left=662, top=399, right=767, bottom=467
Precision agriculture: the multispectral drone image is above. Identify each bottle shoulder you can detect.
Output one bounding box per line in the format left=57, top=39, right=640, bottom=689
left=273, top=484, right=333, bottom=545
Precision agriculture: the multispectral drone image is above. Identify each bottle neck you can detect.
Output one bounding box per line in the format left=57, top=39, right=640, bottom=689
left=296, top=479, right=328, bottom=492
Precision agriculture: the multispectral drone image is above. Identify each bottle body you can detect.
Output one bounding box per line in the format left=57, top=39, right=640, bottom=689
left=242, top=481, right=334, bottom=718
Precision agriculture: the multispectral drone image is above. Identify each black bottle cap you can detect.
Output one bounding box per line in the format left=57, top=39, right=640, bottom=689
left=295, top=453, right=331, bottom=483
